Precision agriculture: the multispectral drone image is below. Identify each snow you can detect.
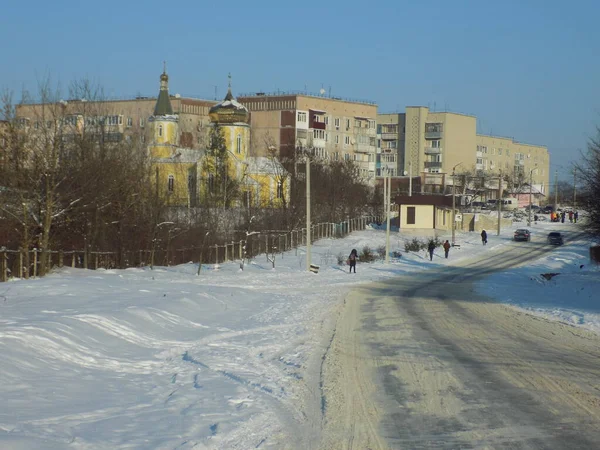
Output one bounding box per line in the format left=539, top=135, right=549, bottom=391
left=0, top=217, right=598, bottom=448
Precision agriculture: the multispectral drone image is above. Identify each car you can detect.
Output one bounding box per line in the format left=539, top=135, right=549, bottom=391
left=514, top=228, right=531, bottom=242
left=547, top=232, right=564, bottom=245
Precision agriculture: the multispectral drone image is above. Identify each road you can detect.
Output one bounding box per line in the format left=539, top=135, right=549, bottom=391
left=319, top=233, right=600, bottom=449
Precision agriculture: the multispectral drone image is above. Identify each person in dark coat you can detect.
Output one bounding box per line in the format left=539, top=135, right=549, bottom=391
left=481, top=229, right=488, bottom=245
left=574, top=211, right=579, bottom=223
left=348, top=248, right=358, bottom=273
left=427, top=241, right=436, bottom=261
left=443, top=240, right=451, bottom=258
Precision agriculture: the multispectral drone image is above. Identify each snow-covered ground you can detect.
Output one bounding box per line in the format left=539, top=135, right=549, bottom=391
left=0, top=217, right=598, bottom=449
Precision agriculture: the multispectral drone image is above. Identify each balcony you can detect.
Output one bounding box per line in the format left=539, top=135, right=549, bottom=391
left=424, top=161, right=442, bottom=169
left=424, top=130, right=443, bottom=139
left=381, top=132, right=397, bottom=140
left=424, top=146, right=442, bottom=155
left=355, top=143, right=374, bottom=153
left=311, top=121, right=326, bottom=130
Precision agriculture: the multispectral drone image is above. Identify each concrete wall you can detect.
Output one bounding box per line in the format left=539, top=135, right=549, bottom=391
left=458, top=213, right=512, bottom=233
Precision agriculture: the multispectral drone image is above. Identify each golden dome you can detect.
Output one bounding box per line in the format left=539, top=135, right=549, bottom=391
left=209, top=77, right=249, bottom=124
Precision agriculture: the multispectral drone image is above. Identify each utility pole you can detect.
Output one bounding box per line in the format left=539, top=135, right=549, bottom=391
left=408, top=161, right=412, bottom=197
left=573, top=168, right=577, bottom=209
left=306, top=158, right=311, bottom=271
left=385, top=172, right=391, bottom=263
left=527, top=166, right=537, bottom=227
left=497, top=170, right=502, bottom=235
left=451, top=162, right=462, bottom=246
left=553, top=170, right=558, bottom=210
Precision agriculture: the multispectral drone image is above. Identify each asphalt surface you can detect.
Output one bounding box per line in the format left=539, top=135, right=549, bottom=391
left=320, top=230, right=600, bottom=449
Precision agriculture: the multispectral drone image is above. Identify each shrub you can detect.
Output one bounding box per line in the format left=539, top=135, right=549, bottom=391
left=360, top=245, right=376, bottom=262
left=377, top=245, right=387, bottom=259
left=337, top=252, right=346, bottom=265
left=404, top=238, right=425, bottom=252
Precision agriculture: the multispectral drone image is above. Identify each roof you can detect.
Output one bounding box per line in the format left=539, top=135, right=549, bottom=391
left=154, top=71, right=174, bottom=116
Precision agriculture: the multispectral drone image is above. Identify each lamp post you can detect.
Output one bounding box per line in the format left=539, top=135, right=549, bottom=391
left=527, top=165, right=537, bottom=227
left=451, top=162, right=462, bottom=246
left=385, top=169, right=391, bottom=263
left=306, top=157, right=311, bottom=271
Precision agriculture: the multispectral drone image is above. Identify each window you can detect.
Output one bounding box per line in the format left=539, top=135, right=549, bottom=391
left=431, top=139, right=441, bottom=148
left=335, top=135, right=339, bottom=144
left=167, top=175, right=174, bottom=193
left=236, top=134, right=242, bottom=153
left=313, top=129, right=325, bottom=139
left=324, top=116, right=329, bottom=125
left=498, top=148, right=503, bottom=155
left=127, top=117, right=133, bottom=127
left=425, top=123, right=443, bottom=133
left=407, top=207, right=416, bottom=224
left=334, top=118, right=340, bottom=128
left=368, top=120, right=376, bottom=129
left=355, top=120, right=361, bottom=128
left=346, top=119, right=350, bottom=129
left=297, top=112, right=307, bottom=122
left=277, top=181, right=284, bottom=199
left=344, top=136, right=350, bottom=145
left=476, top=158, right=483, bottom=164
left=158, top=124, right=163, bottom=137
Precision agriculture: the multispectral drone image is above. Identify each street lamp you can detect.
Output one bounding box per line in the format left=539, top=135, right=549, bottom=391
left=451, top=162, right=463, bottom=246
left=527, top=165, right=538, bottom=227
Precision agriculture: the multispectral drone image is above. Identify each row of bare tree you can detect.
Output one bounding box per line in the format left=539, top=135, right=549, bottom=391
left=0, top=79, right=383, bottom=277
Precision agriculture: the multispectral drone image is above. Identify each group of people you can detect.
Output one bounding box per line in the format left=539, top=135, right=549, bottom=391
left=349, top=228, right=491, bottom=270
left=550, top=210, right=578, bottom=223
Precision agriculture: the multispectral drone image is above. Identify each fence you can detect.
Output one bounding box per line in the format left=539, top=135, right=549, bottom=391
left=0, top=216, right=380, bottom=282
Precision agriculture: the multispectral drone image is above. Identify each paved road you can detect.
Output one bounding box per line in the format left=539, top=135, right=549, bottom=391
left=319, top=232, right=600, bottom=449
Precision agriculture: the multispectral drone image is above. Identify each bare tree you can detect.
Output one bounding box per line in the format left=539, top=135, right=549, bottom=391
left=575, top=128, right=600, bottom=238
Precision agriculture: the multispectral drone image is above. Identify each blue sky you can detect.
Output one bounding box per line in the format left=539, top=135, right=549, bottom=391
left=2, top=0, right=599, bottom=180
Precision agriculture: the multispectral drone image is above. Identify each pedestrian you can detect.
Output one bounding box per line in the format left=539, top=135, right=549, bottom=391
left=481, top=229, right=488, bottom=246
left=348, top=248, right=358, bottom=273
left=427, top=241, right=436, bottom=261
left=574, top=211, right=579, bottom=223
left=569, top=211, right=573, bottom=223
left=443, top=240, right=451, bottom=259
left=561, top=211, right=566, bottom=223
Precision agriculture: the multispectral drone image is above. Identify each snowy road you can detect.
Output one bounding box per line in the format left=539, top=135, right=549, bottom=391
left=320, top=230, right=600, bottom=449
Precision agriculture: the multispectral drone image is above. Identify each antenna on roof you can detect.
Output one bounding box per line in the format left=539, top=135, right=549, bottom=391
left=163, top=61, right=167, bottom=74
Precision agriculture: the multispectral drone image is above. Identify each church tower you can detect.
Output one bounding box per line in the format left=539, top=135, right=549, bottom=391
left=208, top=74, right=250, bottom=161
left=148, top=65, right=178, bottom=158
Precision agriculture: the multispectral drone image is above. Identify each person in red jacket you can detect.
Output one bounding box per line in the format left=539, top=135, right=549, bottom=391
left=443, top=240, right=451, bottom=258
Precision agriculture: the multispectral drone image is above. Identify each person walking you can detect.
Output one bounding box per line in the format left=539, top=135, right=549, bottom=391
left=443, top=240, right=451, bottom=259
left=574, top=211, right=579, bottom=223
left=481, top=229, right=488, bottom=245
left=348, top=248, right=358, bottom=273
left=427, top=241, right=436, bottom=261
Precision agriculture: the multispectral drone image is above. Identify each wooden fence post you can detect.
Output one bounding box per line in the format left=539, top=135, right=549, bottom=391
left=71, top=252, right=76, bottom=268
left=19, top=248, right=23, bottom=279
left=33, top=250, right=38, bottom=277
left=59, top=251, right=64, bottom=268
left=1, top=251, right=6, bottom=282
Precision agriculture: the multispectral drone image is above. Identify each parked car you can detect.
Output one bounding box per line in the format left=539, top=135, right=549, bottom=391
left=547, top=232, right=564, bottom=245
left=514, top=229, right=531, bottom=242
left=542, top=205, right=554, bottom=213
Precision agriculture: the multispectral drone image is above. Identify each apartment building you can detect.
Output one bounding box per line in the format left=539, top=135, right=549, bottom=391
left=377, top=106, right=549, bottom=194
left=15, top=95, right=217, bottom=149
left=376, top=113, right=405, bottom=176
left=237, top=92, right=378, bottom=181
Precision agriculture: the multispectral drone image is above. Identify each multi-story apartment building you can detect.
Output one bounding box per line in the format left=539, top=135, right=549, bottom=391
left=15, top=95, right=216, bottom=150
left=376, top=113, right=405, bottom=176
left=237, top=92, right=378, bottom=181
left=377, top=106, right=549, bottom=194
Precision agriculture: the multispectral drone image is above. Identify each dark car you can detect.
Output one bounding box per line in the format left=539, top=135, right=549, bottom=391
left=514, top=228, right=531, bottom=242
left=547, top=232, right=564, bottom=245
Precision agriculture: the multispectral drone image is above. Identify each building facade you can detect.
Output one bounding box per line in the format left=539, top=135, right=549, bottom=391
left=376, top=106, right=550, bottom=195
left=237, top=92, right=378, bottom=181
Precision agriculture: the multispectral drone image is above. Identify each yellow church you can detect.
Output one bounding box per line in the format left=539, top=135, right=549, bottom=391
left=148, top=69, right=289, bottom=208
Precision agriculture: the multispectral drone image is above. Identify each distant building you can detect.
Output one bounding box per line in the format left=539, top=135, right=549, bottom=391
left=376, top=107, right=549, bottom=195
left=237, top=92, right=378, bottom=182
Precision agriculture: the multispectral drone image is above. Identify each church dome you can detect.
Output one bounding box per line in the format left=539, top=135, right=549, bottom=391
left=209, top=78, right=249, bottom=124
